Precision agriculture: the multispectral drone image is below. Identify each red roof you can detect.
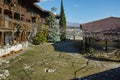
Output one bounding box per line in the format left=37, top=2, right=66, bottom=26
left=81, top=17, right=120, bottom=32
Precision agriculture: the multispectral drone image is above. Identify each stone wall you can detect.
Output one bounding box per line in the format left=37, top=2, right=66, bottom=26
left=0, top=41, right=28, bottom=57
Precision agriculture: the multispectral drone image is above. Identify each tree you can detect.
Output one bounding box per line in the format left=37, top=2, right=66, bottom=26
left=46, top=12, right=60, bottom=42
left=59, top=0, right=66, bottom=41
left=51, top=6, right=57, bottom=13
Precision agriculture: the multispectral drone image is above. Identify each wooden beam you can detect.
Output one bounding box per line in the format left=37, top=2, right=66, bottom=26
left=12, top=11, right=14, bottom=19
left=1, top=7, right=4, bottom=27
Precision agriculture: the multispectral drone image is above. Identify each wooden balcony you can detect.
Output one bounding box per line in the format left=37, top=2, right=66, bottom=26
left=0, top=16, right=32, bottom=32
left=4, top=4, right=9, bottom=10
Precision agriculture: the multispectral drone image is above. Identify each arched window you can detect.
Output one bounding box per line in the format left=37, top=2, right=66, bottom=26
left=5, top=0, right=10, bottom=4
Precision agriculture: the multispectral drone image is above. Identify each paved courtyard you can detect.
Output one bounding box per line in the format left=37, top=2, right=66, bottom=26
left=1, top=40, right=120, bottom=80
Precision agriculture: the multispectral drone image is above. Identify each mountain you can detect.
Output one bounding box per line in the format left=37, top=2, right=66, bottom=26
left=67, top=22, right=80, bottom=27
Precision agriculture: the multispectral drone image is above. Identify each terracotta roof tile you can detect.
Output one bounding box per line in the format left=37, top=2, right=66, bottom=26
left=81, top=17, right=120, bottom=32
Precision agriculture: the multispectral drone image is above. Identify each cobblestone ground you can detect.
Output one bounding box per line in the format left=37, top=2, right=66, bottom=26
left=53, top=40, right=81, bottom=53
left=3, top=40, right=120, bottom=80
left=76, top=67, right=120, bottom=80
left=53, top=40, right=120, bottom=80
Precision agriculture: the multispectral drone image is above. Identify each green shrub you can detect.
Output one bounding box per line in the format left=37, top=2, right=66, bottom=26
left=89, top=47, right=94, bottom=54
left=32, top=36, right=41, bottom=45
left=32, top=30, right=48, bottom=45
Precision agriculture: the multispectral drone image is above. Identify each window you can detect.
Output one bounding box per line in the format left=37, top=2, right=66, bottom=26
left=5, top=0, right=10, bottom=4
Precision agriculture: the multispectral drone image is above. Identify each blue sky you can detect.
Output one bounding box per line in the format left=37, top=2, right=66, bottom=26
left=38, top=0, right=120, bottom=23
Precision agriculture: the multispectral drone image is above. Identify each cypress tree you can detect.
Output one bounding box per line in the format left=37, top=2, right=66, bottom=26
left=60, top=0, right=66, bottom=41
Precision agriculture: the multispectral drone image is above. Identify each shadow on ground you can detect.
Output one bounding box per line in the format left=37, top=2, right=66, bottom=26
left=84, top=56, right=120, bottom=63
left=53, top=40, right=120, bottom=62
left=52, top=40, right=81, bottom=53
left=71, top=67, right=120, bottom=80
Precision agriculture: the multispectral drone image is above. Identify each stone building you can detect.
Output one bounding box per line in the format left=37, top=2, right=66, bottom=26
left=0, top=0, right=49, bottom=57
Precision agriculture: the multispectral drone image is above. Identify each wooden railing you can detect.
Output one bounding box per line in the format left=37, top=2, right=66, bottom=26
left=0, top=16, right=32, bottom=31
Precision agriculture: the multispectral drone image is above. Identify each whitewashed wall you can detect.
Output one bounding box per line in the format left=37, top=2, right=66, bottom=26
left=0, top=41, right=28, bottom=57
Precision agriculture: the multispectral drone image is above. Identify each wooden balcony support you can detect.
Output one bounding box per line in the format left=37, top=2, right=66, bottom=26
left=12, top=11, right=14, bottom=19
left=17, top=32, right=22, bottom=43
left=11, top=32, right=14, bottom=45
left=1, top=32, right=4, bottom=46
left=21, top=31, right=27, bottom=41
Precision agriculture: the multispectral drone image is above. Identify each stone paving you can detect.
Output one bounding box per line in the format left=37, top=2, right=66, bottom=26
left=1, top=40, right=120, bottom=80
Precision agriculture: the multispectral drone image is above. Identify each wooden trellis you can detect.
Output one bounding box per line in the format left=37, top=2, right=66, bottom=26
left=83, top=28, right=120, bottom=51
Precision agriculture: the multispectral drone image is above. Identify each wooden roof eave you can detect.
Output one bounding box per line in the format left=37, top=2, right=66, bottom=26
left=33, top=3, right=50, bottom=14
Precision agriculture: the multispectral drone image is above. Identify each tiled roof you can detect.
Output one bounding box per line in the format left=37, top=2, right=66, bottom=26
left=81, top=17, right=120, bottom=32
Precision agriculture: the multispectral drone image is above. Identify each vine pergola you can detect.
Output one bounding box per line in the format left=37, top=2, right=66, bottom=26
left=83, top=27, right=120, bottom=51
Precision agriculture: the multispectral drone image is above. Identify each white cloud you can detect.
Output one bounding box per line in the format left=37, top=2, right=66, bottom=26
left=40, top=0, right=53, bottom=2
left=73, top=4, right=79, bottom=8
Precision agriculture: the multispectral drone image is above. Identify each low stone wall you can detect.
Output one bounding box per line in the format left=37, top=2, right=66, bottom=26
left=0, top=41, right=28, bottom=57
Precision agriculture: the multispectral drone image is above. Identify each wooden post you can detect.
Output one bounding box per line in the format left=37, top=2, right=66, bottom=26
left=12, top=11, right=14, bottom=19
left=82, top=37, right=85, bottom=53
left=25, top=31, right=27, bottom=41
left=1, top=32, right=4, bottom=46
left=23, top=31, right=26, bottom=41
left=25, top=32, right=28, bottom=41
left=18, top=32, right=22, bottom=43
left=105, top=39, right=108, bottom=51
left=11, top=32, right=14, bottom=45
left=21, top=32, right=24, bottom=41
left=89, top=37, right=91, bottom=48
left=20, top=13, right=21, bottom=21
